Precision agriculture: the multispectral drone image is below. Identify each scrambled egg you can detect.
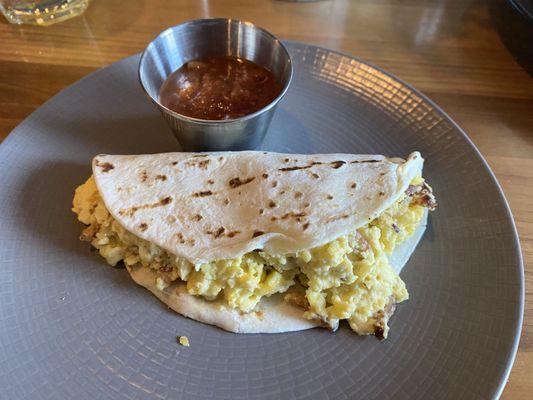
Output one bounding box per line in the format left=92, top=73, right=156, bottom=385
left=178, top=336, right=190, bottom=347
left=73, top=176, right=427, bottom=338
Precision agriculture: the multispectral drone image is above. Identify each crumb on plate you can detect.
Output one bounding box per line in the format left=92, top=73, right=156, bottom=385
left=178, top=335, right=190, bottom=347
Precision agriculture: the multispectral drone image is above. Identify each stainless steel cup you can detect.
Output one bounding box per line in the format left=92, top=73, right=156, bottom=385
left=138, top=19, right=293, bottom=151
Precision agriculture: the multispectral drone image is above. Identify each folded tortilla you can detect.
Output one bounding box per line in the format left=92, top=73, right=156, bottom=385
left=73, top=151, right=436, bottom=337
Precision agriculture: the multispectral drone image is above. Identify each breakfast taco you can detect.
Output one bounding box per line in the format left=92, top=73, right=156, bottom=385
left=73, top=151, right=436, bottom=338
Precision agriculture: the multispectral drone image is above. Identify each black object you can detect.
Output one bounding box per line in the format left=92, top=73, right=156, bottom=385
left=489, top=0, right=533, bottom=74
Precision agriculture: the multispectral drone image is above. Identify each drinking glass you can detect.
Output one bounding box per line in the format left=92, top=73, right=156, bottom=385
left=0, top=0, right=89, bottom=25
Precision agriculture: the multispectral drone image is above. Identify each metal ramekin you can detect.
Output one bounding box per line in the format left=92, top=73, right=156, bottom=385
left=138, top=19, right=293, bottom=151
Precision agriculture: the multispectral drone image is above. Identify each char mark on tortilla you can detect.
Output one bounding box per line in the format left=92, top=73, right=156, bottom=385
left=206, top=227, right=226, bottom=239
left=279, top=160, right=346, bottom=172
left=176, top=232, right=185, bottom=243
left=280, top=211, right=307, bottom=220
left=118, top=196, right=173, bottom=217
left=192, top=214, right=203, bottom=222
left=326, top=214, right=350, bottom=223
left=350, top=159, right=381, bottom=164
left=185, top=158, right=211, bottom=169
left=192, top=190, right=213, bottom=198
left=139, top=171, right=148, bottom=182
left=330, top=161, right=345, bottom=169
left=95, top=159, right=115, bottom=173
left=229, top=177, right=255, bottom=188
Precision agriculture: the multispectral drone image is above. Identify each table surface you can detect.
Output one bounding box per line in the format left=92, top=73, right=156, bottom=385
left=0, top=0, right=531, bottom=397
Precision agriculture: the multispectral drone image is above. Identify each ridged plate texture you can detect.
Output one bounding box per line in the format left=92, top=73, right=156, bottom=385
left=0, top=42, right=523, bottom=400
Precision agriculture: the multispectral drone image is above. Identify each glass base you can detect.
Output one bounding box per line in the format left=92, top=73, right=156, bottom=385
left=1, top=0, right=89, bottom=26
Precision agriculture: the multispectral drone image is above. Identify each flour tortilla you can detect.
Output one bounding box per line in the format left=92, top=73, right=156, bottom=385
left=92, top=151, right=426, bottom=333
left=126, top=265, right=321, bottom=333
left=126, top=212, right=427, bottom=333
left=93, top=151, right=423, bottom=264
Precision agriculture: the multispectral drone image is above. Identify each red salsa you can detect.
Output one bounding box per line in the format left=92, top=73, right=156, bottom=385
left=159, top=56, right=283, bottom=120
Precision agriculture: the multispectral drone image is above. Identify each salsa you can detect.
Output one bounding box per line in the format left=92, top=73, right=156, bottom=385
left=159, top=56, right=283, bottom=120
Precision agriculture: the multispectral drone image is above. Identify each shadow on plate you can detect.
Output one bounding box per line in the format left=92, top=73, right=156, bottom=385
left=262, top=107, right=316, bottom=152
left=36, top=113, right=179, bottom=156
left=15, top=159, right=131, bottom=287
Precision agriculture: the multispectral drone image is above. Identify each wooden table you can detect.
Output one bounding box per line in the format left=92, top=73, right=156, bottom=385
left=1, top=0, right=531, bottom=397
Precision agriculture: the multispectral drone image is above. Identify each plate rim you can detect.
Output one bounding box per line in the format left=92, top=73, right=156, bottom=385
left=0, top=40, right=525, bottom=399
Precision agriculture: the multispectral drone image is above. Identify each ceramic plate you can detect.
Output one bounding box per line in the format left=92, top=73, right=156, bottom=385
left=0, top=42, right=523, bottom=399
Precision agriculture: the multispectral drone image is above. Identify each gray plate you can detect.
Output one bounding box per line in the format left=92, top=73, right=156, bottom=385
left=0, top=42, right=523, bottom=400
